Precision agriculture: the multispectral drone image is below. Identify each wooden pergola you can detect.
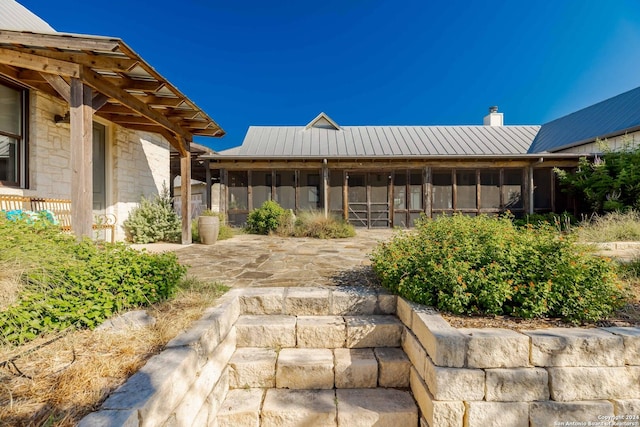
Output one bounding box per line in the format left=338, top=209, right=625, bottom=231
left=0, top=29, right=224, bottom=244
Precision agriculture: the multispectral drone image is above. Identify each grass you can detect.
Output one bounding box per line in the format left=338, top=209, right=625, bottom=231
left=575, top=210, right=640, bottom=242
left=0, top=278, right=228, bottom=426
left=290, top=210, right=356, bottom=239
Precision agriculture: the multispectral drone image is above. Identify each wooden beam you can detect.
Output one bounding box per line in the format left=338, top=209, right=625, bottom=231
left=92, top=93, right=110, bottom=110
left=12, top=47, right=138, bottom=71
left=180, top=149, right=192, bottom=244
left=40, top=73, right=70, bottom=103
left=158, top=129, right=188, bottom=156
left=98, top=103, right=136, bottom=114
left=0, top=48, right=80, bottom=78
left=0, top=31, right=121, bottom=52
left=81, top=67, right=192, bottom=141
left=137, top=95, right=183, bottom=106
left=0, top=63, right=20, bottom=81
left=70, top=78, right=94, bottom=239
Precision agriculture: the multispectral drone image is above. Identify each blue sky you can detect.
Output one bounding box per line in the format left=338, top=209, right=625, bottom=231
left=19, top=0, right=640, bottom=151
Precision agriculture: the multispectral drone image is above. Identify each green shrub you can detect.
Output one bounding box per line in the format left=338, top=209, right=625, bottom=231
left=371, top=214, right=627, bottom=323
left=292, top=210, right=356, bottom=239
left=123, top=185, right=181, bottom=243
left=246, top=200, right=286, bottom=235
left=554, top=139, right=640, bottom=213
left=0, top=216, right=186, bottom=345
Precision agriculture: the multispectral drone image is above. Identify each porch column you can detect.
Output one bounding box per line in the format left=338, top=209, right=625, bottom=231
left=205, top=159, right=212, bottom=210
left=70, top=78, right=93, bottom=239
left=528, top=165, right=534, bottom=214
left=322, top=160, right=329, bottom=218
left=180, top=150, right=192, bottom=244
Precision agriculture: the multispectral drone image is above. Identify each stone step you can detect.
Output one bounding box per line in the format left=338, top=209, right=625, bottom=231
left=235, top=314, right=403, bottom=349
left=256, top=388, right=419, bottom=427
left=216, top=388, right=264, bottom=427
left=229, top=347, right=411, bottom=390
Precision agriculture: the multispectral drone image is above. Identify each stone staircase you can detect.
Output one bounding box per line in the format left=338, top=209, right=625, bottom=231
left=215, top=313, right=419, bottom=427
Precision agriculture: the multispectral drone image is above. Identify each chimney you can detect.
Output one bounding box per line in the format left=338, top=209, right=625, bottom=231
left=483, top=106, right=503, bottom=126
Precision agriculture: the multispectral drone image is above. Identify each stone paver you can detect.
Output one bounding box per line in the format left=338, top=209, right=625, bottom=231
left=336, top=388, right=418, bottom=427
left=276, top=348, right=335, bottom=389
left=345, top=315, right=402, bottom=348
left=235, top=315, right=296, bottom=347
left=262, top=389, right=337, bottom=427
left=334, top=348, right=378, bottom=388
left=228, top=347, right=277, bottom=388
left=216, top=388, right=263, bottom=427
left=170, top=230, right=394, bottom=288
left=297, top=316, right=346, bottom=348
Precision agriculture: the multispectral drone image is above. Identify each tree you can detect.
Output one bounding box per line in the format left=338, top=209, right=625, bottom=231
left=554, top=137, right=640, bottom=213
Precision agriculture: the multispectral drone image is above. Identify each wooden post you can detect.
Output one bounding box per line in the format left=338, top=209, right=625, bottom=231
left=205, top=159, right=212, bottom=210
left=70, top=78, right=93, bottom=239
left=343, top=172, right=349, bottom=221
left=528, top=165, right=534, bottom=214
left=424, top=167, right=432, bottom=217
left=322, top=161, right=329, bottom=218
left=180, top=150, right=192, bottom=244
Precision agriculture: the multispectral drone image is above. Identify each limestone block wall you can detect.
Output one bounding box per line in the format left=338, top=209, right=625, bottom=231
left=78, top=288, right=640, bottom=427
left=27, top=92, right=71, bottom=199
left=111, top=128, right=170, bottom=241
left=79, top=292, right=240, bottom=427
left=398, top=298, right=640, bottom=427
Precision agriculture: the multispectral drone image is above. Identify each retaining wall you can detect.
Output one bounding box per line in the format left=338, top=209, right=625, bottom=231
left=399, top=298, right=640, bottom=427
left=80, top=288, right=640, bottom=427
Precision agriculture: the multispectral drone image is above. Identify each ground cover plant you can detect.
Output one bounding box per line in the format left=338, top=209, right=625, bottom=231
left=0, top=213, right=228, bottom=425
left=247, top=201, right=356, bottom=238
left=371, top=214, right=629, bottom=323
left=0, top=215, right=186, bottom=345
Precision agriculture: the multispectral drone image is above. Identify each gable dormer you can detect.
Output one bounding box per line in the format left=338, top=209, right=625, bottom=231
left=305, top=112, right=340, bottom=130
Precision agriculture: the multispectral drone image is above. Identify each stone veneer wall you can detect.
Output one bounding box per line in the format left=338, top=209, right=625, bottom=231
left=2, top=91, right=171, bottom=241
left=398, top=298, right=640, bottom=427
left=79, top=288, right=640, bottom=427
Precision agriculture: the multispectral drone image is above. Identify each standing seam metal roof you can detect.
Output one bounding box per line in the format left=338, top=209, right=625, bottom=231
left=217, top=125, right=540, bottom=158
left=529, top=86, right=640, bottom=153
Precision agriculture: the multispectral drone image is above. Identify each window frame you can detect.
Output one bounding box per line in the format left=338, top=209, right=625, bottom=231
left=0, top=78, right=29, bottom=188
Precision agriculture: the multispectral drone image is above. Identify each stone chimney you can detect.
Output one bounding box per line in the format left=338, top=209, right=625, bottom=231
left=483, top=106, right=503, bottom=126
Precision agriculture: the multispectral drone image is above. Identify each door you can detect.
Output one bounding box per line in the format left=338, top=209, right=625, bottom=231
left=347, top=172, right=390, bottom=228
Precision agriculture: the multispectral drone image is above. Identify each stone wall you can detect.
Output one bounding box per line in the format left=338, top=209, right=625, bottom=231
left=398, top=298, right=640, bottom=427
left=79, top=288, right=640, bottom=427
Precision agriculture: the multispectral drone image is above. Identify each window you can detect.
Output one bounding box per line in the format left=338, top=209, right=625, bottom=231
left=0, top=81, right=27, bottom=187
left=480, top=170, right=500, bottom=209
left=455, top=170, right=476, bottom=209
left=432, top=171, right=453, bottom=210
left=299, top=170, right=320, bottom=210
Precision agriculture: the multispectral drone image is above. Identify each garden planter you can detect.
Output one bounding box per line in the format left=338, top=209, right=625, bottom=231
left=198, top=216, right=219, bottom=245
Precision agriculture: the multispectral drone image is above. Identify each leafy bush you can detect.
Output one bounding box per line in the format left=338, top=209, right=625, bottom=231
left=246, top=200, right=286, bottom=235
left=575, top=210, right=640, bottom=242
left=371, top=214, right=627, bottom=323
left=555, top=139, right=640, bottom=213
left=123, top=185, right=181, bottom=243
left=292, top=210, right=356, bottom=239
left=0, top=216, right=186, bottom=345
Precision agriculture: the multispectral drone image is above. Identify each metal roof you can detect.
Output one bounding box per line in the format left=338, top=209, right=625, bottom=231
left=529, top=86, right=640, bottom=153
left=0, top=1, right=56, bottom=33
left=216, top=124, right=540, bottom=158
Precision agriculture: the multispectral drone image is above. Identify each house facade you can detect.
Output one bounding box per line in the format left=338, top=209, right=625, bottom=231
left=0, top=1, right=224, bottom=242
left=208, top=87, right=640, bottom=228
